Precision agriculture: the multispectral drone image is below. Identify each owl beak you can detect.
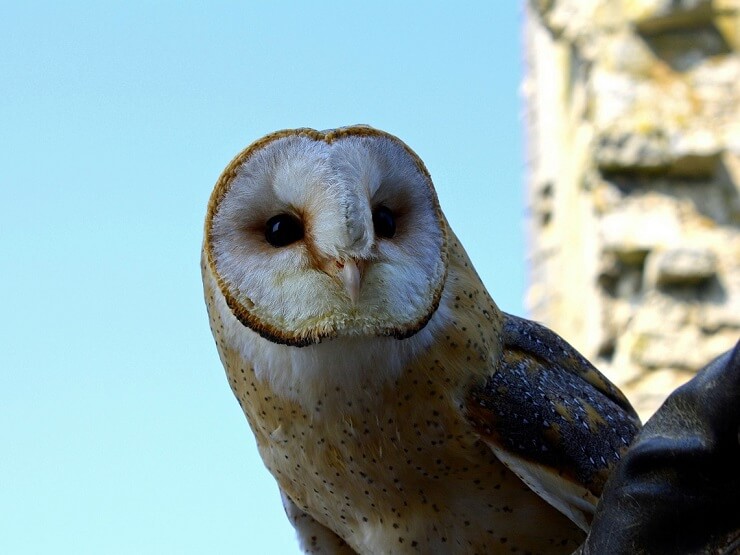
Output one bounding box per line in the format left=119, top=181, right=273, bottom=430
left=339, top=258, right=362, bottom=304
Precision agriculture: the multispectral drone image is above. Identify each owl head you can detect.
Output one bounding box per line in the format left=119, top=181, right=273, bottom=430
left=203, top=126, right=449, bottom=349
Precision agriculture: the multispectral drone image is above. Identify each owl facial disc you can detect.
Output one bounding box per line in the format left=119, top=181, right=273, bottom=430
left=203, top=126, right=448, bottom=347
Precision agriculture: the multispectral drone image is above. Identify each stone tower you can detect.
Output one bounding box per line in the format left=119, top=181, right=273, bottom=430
left=523, top=0, right=740, bottom=418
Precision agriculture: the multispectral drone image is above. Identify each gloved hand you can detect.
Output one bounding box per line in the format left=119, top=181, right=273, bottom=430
left=580, top=340, right=740, bottom=555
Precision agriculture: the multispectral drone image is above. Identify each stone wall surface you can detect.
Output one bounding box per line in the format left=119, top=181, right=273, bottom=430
left=523, top=0, right=740, bottom=419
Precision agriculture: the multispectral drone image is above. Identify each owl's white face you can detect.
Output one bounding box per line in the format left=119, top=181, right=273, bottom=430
left=204, top=127, right=448, bottom=349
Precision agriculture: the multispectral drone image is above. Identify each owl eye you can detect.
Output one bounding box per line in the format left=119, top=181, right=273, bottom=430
left=265, top=214, right=304, bottom=247
left=372, top=206, right=396, bottom=239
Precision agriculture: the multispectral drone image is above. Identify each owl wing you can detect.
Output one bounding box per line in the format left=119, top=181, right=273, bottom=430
left=465, top=313, right=641, bottom=531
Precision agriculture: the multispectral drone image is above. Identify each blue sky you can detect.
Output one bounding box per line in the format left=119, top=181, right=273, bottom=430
left=1, top=3, right=525, bottom=553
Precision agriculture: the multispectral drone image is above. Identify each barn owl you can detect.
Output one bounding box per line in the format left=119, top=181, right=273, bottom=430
left=201, top=126, right=640, bottom=554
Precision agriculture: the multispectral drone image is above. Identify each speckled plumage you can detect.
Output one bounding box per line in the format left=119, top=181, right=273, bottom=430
left=202, top=126, right=641, bottom=554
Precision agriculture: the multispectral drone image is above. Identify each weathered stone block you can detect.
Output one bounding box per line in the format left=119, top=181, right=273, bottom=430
left=595, top=125, right=722, bottom=176
left=700, top=296, right=740, bottom=331
left=595, top=127, right=672, bottom=171
left=601, top=203, right=681, bottom=257
left=644, top=246, right=718, bottom=287
left=630, top=328, right=710, bottom=369
left=668, top=128, right=723, bottom=176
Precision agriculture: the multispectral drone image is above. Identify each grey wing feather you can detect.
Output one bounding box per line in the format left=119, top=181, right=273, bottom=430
left=466, top=313, right=641, bottom=529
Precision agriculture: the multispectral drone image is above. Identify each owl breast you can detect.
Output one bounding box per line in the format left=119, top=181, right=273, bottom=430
left=203, top=238, right=584, bottom=554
